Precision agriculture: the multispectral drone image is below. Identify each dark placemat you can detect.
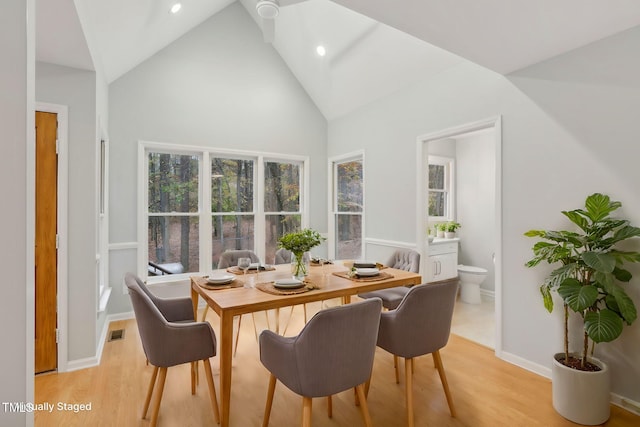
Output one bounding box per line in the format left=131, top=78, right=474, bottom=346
left=332, top=270, right=394, bottom=282
left=226, top=265, right=276, bottom=275
left=256, top=281, right=317, bottom=296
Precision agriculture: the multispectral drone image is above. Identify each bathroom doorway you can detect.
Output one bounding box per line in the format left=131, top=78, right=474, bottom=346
left=416, top=117, right=502, bottom=353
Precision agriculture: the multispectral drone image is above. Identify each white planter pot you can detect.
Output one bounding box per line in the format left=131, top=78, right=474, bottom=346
left=436, top=230, right=444, bottom=238
left=444, top=231, right=456, bottom=239
left=552, top=353, right=610, bottom=425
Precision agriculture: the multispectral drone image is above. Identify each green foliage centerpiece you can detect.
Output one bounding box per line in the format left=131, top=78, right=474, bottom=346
left=278, top=228, right=325, bottom=279
left=525, top=193, right=640, bottom=370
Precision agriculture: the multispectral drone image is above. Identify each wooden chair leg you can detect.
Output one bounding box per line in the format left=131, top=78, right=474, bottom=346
left=364, top=377, right=371, bottom=398
left=327, top=395, right=332, bottom=418
left=394, top=355, right=400, bottom=384
left=405, top=358, right=414, bottom=427
left=234, top=315, right=242, bottom=357
left=302, top=397, right=313, bottom=427
left=282, top=306, right=295, bottom=336
left=150, top=367, right=168, bottom=427
left=203, top=358, right=221, bottom=424
left=191, top=361, right=196, bottom=395
left=142, top=366, right=159, bottom=419
left=201, top=305, right=209, bottom=322
left=251, top=312, right=259, bottom=341
left=263, top=374, right=277, bottom=427
left=433, top=350, right=457, bottom=417
left=355, top=384, right=373, bottom=427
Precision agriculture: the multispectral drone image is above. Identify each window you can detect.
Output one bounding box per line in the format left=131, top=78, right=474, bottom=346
left=330, top=153, right=364, bottom=260
left=147, top=152, right=200, bottom=272
left=264, top=161, right=302, bottom=263
left=211, top=157, right=255, bottom=267
left=428, top=155, right=454, bottom=220
left=140, top=142, right=308, bottom=278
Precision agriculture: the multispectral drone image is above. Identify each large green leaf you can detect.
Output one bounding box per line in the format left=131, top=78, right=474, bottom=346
left=558, top=278, right=598, bottom=312
left=612, top=225, right=640, bottom=242
left=612, top=267, right=632, bottom=282
left=582, top=251, right=615, bottom=273
left=584, top=309, right=624, bottom=343
left=585, top=193, right=621, bottom=222
left=610, top=250, right=640, bottom=264
left=609, top=285, right=637, bottom=324
left=562, top=210, right=588, bottom=231
left=540, top=284, right=553, bottom=313
left=524, top=230, right=545, bottom=237
left=545, top=263, right=580, bottom=289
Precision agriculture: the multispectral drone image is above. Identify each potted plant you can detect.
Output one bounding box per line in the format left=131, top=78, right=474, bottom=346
left=445, top=221, right=461, bottom=238
left=278, top=228, right=325, bottom=279
left=524, top=193, right=640, bottom=425
left=436, top=223, right=446, bottom=238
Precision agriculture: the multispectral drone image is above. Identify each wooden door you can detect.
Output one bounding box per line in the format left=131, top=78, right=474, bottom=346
left=35, top=111, right=58, bottom=374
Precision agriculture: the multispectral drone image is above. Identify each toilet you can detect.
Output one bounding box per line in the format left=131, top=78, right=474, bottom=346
left=457, top=265, right=488, bottom=304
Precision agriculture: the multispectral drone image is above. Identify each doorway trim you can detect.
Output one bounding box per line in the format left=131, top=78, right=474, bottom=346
left=36, top=102, right=68, bottom=372
left=416, top=116, right=503, bottom=355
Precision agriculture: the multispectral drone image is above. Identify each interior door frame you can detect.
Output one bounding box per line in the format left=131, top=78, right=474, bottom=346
left=36, top=102, right=68, bottom=372
left=416, top=116, right=503, bottom=355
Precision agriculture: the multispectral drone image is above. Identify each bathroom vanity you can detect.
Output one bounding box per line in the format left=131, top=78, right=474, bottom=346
left=426, top=237, right=459, bottom=282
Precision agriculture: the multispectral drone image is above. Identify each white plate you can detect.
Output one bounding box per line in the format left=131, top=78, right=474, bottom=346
left=355, top=268, right=380, bottom=277
left=207, top=274, right=235, bottom=284
left=274, top=278, right=305, bottom=289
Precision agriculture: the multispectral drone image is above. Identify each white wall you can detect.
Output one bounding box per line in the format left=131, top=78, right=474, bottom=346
left=107, top=2, right=327, bottom=314
left=36, top=62, right=98, bottom=361
left=456, top=130, right=496, bottom=292
left=0, top=0, right=33, bottom=425
left=329, top=26, right=640, bottom=402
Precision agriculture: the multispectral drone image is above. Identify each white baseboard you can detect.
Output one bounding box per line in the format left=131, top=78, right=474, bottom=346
left=611, top=393, right=640, bottom=416
left=480, top=288, right=495, bottom=300
left=65, top=311, right=135, bottom=372
left=499, top=350, right=551, bottom=379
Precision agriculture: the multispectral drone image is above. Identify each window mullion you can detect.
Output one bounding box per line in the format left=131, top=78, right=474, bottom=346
left=201, top=151, right=211, bottom=273
left=255, top=157, right=265, bottom=261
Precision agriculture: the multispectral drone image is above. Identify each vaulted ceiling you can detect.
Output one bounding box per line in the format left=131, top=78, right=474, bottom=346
left=37, top=0, right=640, bottom=120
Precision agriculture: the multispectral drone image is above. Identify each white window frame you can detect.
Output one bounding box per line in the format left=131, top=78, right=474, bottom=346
left=138, top=141, right=309, bottom=282
left=427, top=155, right=455, bottom=221
left=328, top=151, right=365, bottom=260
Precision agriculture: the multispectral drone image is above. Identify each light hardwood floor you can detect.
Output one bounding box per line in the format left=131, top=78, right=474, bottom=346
left=35, top=300, right=639, bottom=426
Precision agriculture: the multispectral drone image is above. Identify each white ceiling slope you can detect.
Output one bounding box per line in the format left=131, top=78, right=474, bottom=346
left=239, top=0, right=464, bottom=120
left=36, top=0, right=640, bottom=119
left=332, top=0, right=640, bottom=75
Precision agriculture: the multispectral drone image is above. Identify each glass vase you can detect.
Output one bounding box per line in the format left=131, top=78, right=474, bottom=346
left=291, top=252, right=310, bottom=280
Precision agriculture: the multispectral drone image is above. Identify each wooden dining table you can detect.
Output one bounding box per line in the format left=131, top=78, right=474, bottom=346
left=190, top=262, right=422, bottom=427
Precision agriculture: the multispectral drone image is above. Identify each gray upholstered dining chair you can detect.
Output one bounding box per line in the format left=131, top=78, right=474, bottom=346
left=125, top=273, right=220, bottom=427
left=259, top=298, right=382, bottom=427
left=128, top=273, right=194, bottom=323
left=217, top=249, right=260, bottom=269
left=376, top=279, right=458, bottom=427
left=274, top=247, right=292, bottom=265
left=358, top=248, right=421, bottom=309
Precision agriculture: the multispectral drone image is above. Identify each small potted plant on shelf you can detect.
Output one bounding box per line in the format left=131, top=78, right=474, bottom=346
left=445, top=221, right=461, bottom=238
left=278, top=228, right=326, bottom=279
left=524, top=193, right=640, bottom=425
left=436, top=223, right=446, bottom=238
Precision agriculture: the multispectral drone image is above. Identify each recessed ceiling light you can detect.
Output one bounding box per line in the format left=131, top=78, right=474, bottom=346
left=316, top=45, right=326, bottom=57
left=170, top=3, right=182, bottom=14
